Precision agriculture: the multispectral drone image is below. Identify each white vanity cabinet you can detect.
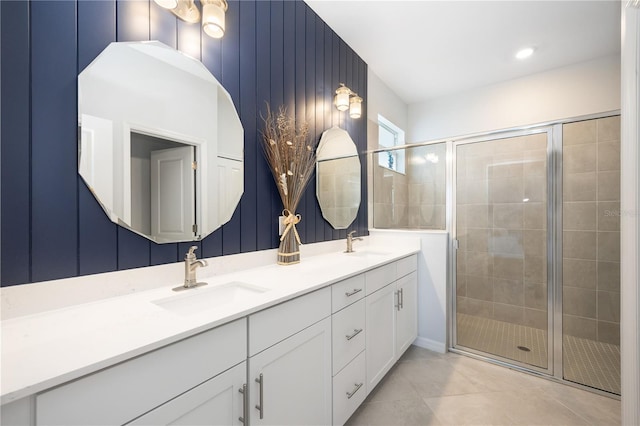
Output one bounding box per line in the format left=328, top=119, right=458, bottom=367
left=364, top=279, right=397, bottom=392
left=2, top=250, right=421, bottom=426
left=35, top=319, right=247, bottom=426
left=331, top=282, right=367, bottom=425
left=395, top=271, right=418, bottom=356
left=127, top=362, right=246, bottom=426
left=365, top=255, right=418, bottom=393
left=248, top=287, right=332, bottom=426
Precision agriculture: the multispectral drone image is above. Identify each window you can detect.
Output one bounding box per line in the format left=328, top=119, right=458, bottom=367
left=378, top=115, right=405, bottom=174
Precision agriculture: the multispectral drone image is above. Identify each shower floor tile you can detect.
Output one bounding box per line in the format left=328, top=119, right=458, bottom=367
left=564, top=334, right=620, bottom=394
left=456, top=313, right=621, bottom=395
left=456, top=313, right=548, bottom=368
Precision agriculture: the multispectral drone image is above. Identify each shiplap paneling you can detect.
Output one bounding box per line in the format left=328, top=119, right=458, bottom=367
left=0, top=0, right=31, bottom=285
left=0, top=0, right=368, bottom=287
left=30, top=1, right=79, bottom=282
left=77, top=0, right=119, bottom=276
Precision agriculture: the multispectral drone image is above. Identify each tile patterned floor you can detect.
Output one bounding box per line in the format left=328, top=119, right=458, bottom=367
left=346, top=346, right=621, bottom=426
left=456, top=313, right=621, bottom=394
left=564, top=334, right=620, bottom=395
left=456, top=314, right=547, bottom=368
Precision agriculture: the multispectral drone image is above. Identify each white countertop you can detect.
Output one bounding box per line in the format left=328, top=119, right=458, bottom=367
left=1, top=243, right=419, bottom=404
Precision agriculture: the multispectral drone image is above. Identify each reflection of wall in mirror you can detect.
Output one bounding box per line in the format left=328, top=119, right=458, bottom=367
left=317, top=156, right=361, bottom=229
left=77, top=41, right=245, bottom=243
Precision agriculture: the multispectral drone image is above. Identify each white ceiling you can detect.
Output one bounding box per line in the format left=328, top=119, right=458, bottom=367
left=304, top=0, right=622, bottom=105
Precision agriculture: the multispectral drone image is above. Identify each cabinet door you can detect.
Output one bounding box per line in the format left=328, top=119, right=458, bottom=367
left=249, top=317, right=332, bottom=426
left=396, top=271, right=418, bottom=356
left=127, top=362, right=246, bottom=426
left=365, top=283, right=396, bottom=393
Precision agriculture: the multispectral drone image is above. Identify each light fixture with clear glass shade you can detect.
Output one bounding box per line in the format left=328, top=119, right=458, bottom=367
left=349, top=94, right=362, bottom=118
left=202, top=0, right=228, bottom=39
left=153, top=0, right=228, bottom=38
left=334, top=84, right=351, bottom=111
left=334, top=83, right=364, bottom=118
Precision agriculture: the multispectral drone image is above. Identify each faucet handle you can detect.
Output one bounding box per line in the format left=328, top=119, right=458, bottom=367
left=186, top=245, right=198, bottom=259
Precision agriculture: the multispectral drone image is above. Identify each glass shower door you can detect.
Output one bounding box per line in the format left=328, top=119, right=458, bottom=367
left=561, top=116, right=621, bottom=394
left=454, top=131, right=550, bottom=370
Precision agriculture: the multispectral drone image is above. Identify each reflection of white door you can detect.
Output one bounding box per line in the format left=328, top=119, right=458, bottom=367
left=217, top=157, right=243, bottom=224
left=151, top=146, right=195, bottom=242
left=79, top=114, right=114, bottom=218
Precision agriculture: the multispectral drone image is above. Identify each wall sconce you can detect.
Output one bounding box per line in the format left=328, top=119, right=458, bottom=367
left=154, top=0, right=228, bottom=38
left=349, top=94, right=363, bottom=119
left=334, top=83, right=364, bottom=118
left=334, top=84, right=351, bottom=111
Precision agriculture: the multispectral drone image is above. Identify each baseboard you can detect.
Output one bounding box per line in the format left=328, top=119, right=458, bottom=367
left=413, top=336, right=446, bottom=353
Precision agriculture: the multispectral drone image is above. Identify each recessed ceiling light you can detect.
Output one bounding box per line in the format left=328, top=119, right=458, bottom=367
left=516, top=47, right=535, bottom=60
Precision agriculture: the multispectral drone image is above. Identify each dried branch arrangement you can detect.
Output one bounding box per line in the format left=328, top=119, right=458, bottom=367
left=260, top=104, right=318, bottom=264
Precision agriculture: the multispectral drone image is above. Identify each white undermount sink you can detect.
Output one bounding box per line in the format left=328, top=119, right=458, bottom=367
left=152, top=281, right=268, bottom=316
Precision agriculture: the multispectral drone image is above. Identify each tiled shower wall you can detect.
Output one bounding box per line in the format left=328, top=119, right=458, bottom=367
left=455, top=133, right=548, bottom=330
left=373, top=164, right=409, bottom=228
left=562, top=116, right=620, bottom=345
left=373, top=143, right=446, bottom=230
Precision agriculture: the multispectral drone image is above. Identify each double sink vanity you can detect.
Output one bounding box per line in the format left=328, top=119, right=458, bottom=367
left=1, top=242, right=419, bottom=425
left=1, top=38, right=416, bottom=426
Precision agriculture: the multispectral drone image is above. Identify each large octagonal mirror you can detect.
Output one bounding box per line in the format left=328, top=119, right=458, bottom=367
left=78, top=41, right=243, bottom=243
left=316, top=126, right=361, bottom=229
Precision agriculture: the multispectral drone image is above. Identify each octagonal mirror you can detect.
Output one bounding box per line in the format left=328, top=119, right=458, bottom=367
left=78, top=41, right=243, bottom=243
left=316, top=126, right=361, bottom=229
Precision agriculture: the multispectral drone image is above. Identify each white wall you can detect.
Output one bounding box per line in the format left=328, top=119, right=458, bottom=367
left=408, top=55, right=621, bottom=143
left=367, top=69, right=408, bottom=133
left=621, top=3, right=640, bottom=423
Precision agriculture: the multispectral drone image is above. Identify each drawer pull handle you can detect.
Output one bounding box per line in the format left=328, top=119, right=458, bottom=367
left=239, top=384, right=247, bottom=424
left=346, top=328, right=363, bottom=341
left=345, top=288, right=362, bottom=297
left=400, top=287, right=404, bottom=309
left=255, top=373, right=264, bottom=419
left=346, top=382, right=364, bottom=399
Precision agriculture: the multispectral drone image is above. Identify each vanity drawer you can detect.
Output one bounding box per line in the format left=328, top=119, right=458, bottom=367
left=249, top=286, right=331, bottom=356
left=332, top=298, right=366, bottom=375
left=365, top=262, right=396, bottom=295
left=332, top=274, right=365, bottom=313
left=397, top=254, right=417, bottom=279
left=332, top=351, right=367, bottom=426
left=36, top=318, right=246, bottom=426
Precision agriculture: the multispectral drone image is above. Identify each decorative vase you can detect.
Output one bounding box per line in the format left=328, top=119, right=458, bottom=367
left=260, top=104, right=317, bottom=266
left=277, top=209, right=301, bottom=265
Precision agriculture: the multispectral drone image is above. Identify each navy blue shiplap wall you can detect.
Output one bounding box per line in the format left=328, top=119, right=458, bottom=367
left=0, top=0, right=368, bottom=286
